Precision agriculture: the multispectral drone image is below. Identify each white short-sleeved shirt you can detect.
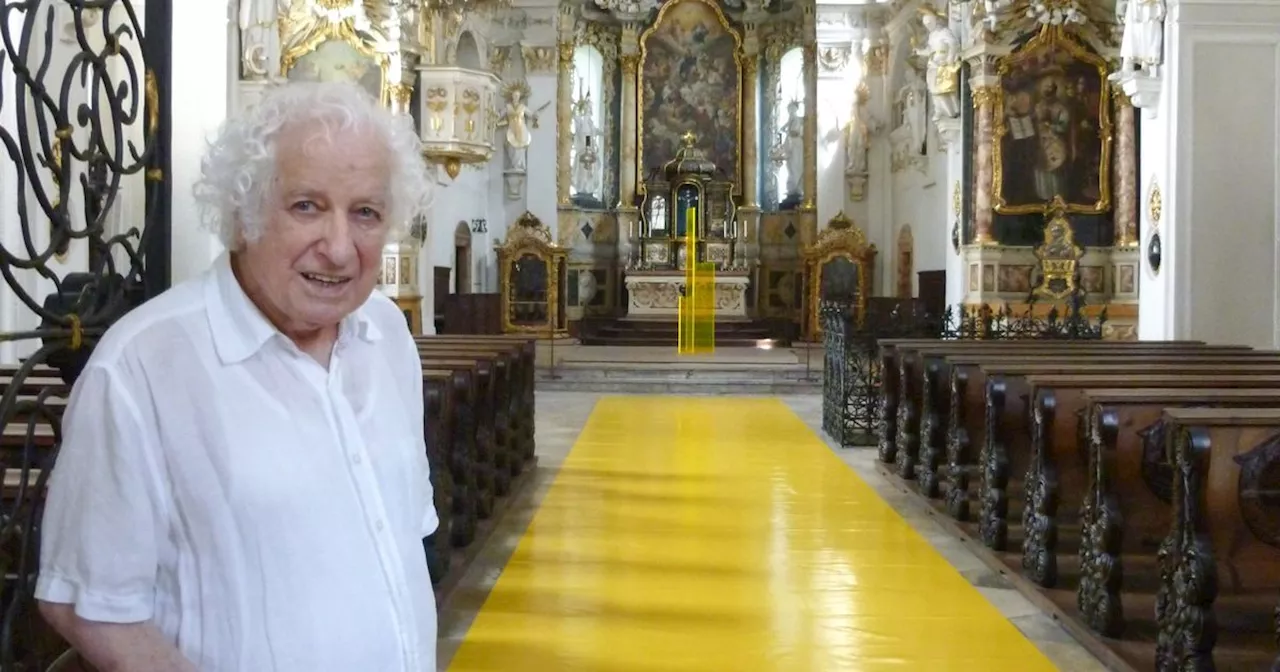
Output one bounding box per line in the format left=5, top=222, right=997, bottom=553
left=35, top=252, right=438, bottom=671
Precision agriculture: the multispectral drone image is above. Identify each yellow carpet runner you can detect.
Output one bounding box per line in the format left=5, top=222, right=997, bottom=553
left=448, top=397, right=1058, bottom=671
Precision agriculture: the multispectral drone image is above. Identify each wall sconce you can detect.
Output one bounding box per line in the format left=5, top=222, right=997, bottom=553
left=470, top=217, right=487, bottom=234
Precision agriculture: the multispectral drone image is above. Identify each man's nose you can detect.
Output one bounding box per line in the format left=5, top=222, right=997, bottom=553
left=316, top=214, right=357, bottom=266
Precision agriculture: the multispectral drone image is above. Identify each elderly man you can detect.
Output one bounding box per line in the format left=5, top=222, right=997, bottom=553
left=34, top=81, right=437, bottom=671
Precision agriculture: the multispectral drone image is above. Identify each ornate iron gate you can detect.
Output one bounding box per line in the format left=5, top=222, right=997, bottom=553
left=821, top=296, right=1106, bottom=449
left=0, top=1, right=169, bottom=667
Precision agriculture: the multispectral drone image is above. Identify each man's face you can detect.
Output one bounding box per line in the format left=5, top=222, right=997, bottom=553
left=235, top=120, right=392, bottom=342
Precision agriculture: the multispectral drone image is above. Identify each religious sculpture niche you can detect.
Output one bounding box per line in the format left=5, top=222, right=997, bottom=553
left=1117, top=0, right=1167, bottom=78
left=994, top=26, right=1112, bottom=215
left=571, top=91, right=603, bottom=207
left=497, top=81, right=549, bottom=173
left=1032, top=200, right=1085, bottom=300
left=802, top=212, right=877, bottom=340
left=914, top=6, right=960, bottom=121
left=639, top=0, right=742, bottom=190
left=637, top=132, right=739, bottom=271
left=896, top=67, right=928, bottom=155
left=497, top=211, right=568, bottom=335
left=777, top=100, right=804, bottom=205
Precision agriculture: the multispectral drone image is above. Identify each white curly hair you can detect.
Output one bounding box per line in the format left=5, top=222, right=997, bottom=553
left=193, top=81, right=431, bottom=247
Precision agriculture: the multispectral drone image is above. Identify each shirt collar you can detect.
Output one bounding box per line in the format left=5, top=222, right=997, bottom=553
left=205, top=252, right=382, bottom=365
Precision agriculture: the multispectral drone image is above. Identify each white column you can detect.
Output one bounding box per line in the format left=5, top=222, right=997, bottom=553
left=938, top=120, right=965, bottom=308
left=171, top=0, right=232, bottom=284
left=1130, top=0, right=1280, bottom=347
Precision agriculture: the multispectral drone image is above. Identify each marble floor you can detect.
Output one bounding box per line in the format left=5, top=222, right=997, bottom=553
left=436, top=392, right=1111, bottom=671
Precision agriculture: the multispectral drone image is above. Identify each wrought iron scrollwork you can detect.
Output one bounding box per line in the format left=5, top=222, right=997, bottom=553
left=0, top=1, right=167, bottom=667
left=820, top=293, right=1105, bottom=453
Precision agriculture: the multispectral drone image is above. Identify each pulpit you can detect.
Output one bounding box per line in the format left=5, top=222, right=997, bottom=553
left=497, top=212, right=568, bottom=335
left=803, top=212, right=877, bottom=340
left=625, top=132, right=750, bottom=318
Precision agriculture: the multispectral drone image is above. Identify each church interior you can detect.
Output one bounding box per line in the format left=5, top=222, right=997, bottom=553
left=3, top=0, right=1280, bottom=669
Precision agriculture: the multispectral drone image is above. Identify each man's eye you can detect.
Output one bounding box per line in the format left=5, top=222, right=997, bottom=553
left=356, top=207, right=382, bottom=220
left=292, top=201, right=317, bottom=212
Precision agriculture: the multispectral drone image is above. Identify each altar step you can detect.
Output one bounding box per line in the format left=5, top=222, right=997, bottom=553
left=577, top=317, right=796, bottom=347
left=535, top=361, right=822, bottom=395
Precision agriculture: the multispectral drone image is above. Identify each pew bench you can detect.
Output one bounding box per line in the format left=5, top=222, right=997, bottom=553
left=1144, top=408, right=1280, bottom=671
left=1078, top=389, right=1280, bottom=641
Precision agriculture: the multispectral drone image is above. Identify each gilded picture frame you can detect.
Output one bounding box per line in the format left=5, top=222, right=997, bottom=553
left=992, top=26, right=1113, bottom=216
left=497, top=212, right=569, bottom=335
left=637, top=0, right=743, bottom=193
left=802, top=212, right=877, bottom=341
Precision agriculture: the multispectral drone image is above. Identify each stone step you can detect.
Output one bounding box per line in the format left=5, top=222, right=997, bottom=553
left=535, top=377, right=820, bottom=395
left=537, top=365, right=822, bottom=382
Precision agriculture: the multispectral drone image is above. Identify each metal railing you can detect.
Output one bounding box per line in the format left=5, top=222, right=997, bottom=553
left=820, top=294, right=1106, bottom=448
left=0, top=1, right=168, bottom=668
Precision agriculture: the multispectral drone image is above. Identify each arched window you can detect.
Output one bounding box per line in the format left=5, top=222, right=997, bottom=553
left=571, top=45, right=605, bottom=136
left=775, top=47, right=804, bottom=204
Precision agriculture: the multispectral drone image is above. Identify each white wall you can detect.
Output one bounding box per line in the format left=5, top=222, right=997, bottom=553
left=816, top=74, right=849, bottom=230
left=890, top=137, right=947, bottom=297
left=170, top=0, right=232, bottom=284
left=1161, top=0, right=1280, bottom=348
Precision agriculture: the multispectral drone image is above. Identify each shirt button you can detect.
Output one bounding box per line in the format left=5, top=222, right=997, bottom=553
left=352, top=453, right=363, bottom=465
left=375, top=520, right=385, bottom=532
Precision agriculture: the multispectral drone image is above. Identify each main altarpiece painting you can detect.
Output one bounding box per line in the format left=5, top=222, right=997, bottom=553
left=552, top=0, right=806, bottom=327
left=638, top=0, right=741, bottom=189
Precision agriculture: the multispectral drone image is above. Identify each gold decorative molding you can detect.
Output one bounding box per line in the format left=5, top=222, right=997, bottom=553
left=620, top=53, right=639, bottom=76
left=1033, top=198, right=1085, bottom=300
left=971, top=85, right=998, bottom=109
left=522, top=45, right=557, bottom=73
left=278, top=2, right=393, bottom=106
left=1148, top=180, right=1162, bottom=226
left=802, top=211, right=877, bottom=338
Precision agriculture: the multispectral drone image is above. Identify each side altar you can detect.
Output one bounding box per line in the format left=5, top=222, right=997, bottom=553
left=623, top=132, right=750, bottom=319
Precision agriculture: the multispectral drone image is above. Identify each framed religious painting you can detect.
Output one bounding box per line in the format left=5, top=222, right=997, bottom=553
left=992, top=26, right=1112, bottom=215
left=637, top=0, right=742, bottom=190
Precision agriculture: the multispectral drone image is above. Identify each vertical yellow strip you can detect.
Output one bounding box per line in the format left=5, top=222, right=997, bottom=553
left=678, top=206, right=698, bottom=355
left=694, top=261, right=715, bottom=352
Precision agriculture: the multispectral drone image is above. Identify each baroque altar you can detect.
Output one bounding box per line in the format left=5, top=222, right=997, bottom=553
left=547, top=0, right=813, bottom=332
left=625, top=132, right=750, bottom=318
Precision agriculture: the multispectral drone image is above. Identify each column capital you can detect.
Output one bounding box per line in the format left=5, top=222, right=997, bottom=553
left=961, top=43, right=1011, bottom=77
left=935, top=117, right=962, bottom=150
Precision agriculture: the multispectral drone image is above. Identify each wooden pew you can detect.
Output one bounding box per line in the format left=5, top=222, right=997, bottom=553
left=875, top=339, right=1214, bottom=463
left=416, top=340, right=532, bottom=480
left=415, top=335, right=536, bottom=466
left=420, top=368, right=464, bottom=581
left=1078, top=389, right=1280, bottom=639
left=978, top=363, right=1280, bottom=552
left=908, top=351, right=1275, bottom=519
left=1155, top=409, right=1280, bottom=671
left=906, top=349, right=1276, bottom=501
left=881, top=342, right=1242, bottom=481
left=416, top=348, right=510, bottom=507
left=1019, top=374, right=1280, bottom=587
